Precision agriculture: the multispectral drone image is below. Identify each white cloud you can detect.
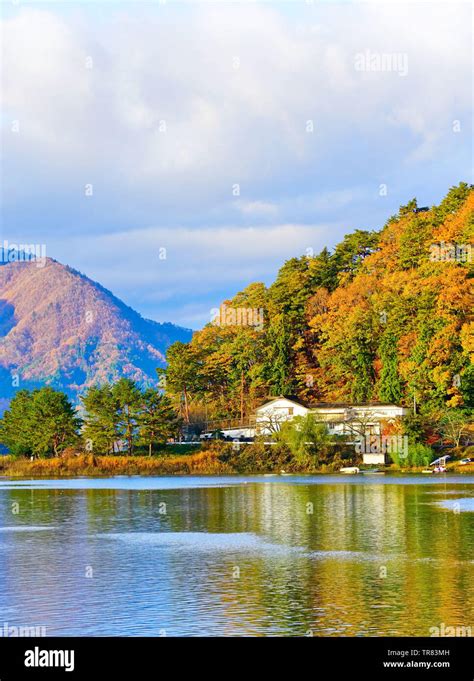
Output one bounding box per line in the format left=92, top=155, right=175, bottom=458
left=2, top=2, right=470, bottom=204
left=238, top=201, right=279, bottom=217
left=51, top=222, right=329, bottom=325
left=55, top=223, right=328, bottom=284
left=1, top=2, right=471, bottom=327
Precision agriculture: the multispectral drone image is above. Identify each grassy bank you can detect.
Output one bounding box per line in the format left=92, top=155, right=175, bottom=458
left=0, top=441, right=353, bottom=477
left=0, top=451, right=232, bottom=477
left=0, top=443, right=472, bottom=478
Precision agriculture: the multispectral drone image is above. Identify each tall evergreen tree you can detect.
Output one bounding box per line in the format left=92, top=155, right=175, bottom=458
left=138, top=390, right=180, bottom=455
left=82, top=384, right=119, bottom=455
left=0, top=388, right=80, bottom=457
left=0, top=390, right=35, bottom=456
left=378, top=332, right=403, bottom=403
left=163, top=342, right=199, bottom=423
left=266, top=314, right=294, bottom=395
left=112, top=378, right=142, bottom=455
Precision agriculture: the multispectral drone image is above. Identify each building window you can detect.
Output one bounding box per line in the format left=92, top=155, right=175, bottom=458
left=288, top=407, right=294, bottom=415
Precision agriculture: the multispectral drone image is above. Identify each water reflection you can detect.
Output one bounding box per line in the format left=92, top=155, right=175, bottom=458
left=0, top=477, right=473, bottom=636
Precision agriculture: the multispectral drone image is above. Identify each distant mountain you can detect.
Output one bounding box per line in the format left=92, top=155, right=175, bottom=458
left=0, top=256, right=192, bottom=401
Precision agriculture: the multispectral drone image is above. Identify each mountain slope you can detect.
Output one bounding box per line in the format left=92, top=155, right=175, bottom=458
left=0, top=257, right=192, bottom=399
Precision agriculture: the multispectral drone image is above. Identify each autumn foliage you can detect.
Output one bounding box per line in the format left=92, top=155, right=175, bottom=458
left=164, top=184, right=474, bottom=422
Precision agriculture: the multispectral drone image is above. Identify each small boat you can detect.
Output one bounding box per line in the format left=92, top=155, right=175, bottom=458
left=429, top=456, right=450, bottom=474
left=340, top=466, right=360, bottom=475
left=422, top=469, right=434, bottom=474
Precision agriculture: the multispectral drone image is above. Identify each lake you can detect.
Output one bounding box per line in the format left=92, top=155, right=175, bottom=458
left=0, top=475, right=473, bottom=636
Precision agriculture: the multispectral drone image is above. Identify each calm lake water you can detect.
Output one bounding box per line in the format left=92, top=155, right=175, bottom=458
left=0, top=475, right=473, bottom=637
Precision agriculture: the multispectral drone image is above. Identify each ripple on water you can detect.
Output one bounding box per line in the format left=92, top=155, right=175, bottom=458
left=98, top=531, right=298, bottom=555
left=425, top=490, right=474, bottom=495
left=1, top=474, right=474, bottom=491
left=0, top=526, right=57, bottom=532
left=98, top=532, right=394, bottom=563
left=436, top=498, right=474, bottom=512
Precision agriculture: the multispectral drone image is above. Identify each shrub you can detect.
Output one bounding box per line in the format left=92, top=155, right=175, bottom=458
left=275, top=415, right=335, bottom=466
left=408, top=443, right=435, bottom=467
left=391, top=443, right=434, bottom=468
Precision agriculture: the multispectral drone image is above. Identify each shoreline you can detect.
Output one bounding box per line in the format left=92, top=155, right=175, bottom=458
left=1, top=452, right=473, bottom=479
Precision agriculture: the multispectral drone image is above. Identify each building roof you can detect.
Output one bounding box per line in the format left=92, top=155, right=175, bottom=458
left=256, top=395, right=404, bottom=410
left=255, top=395, right=311, bottom=410
left=308, top=402, right=404, bottom=409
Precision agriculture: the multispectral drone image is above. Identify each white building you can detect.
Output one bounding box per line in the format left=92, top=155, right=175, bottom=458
left=200, top=395, right=408, bottom=464
left=255, top=396, right=407, bottom=433
left=254, top=395, right=409, bottom=464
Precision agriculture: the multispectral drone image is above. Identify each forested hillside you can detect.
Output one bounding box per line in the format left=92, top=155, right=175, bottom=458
left=164, top=183, right=474, bottom=423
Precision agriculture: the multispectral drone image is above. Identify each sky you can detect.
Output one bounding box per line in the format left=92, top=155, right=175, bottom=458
left=1, top=0, right=472, bottom=329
